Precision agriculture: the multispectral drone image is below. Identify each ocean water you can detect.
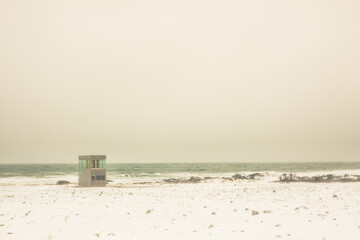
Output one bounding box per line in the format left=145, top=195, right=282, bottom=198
left=1, top=162, right=360, bottom=184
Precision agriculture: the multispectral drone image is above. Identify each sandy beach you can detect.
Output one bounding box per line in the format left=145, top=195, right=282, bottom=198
left=1, top=180, right=359, bottom=240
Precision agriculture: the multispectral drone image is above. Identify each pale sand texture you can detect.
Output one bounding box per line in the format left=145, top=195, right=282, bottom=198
left=1, top=181, right=360, bottom=240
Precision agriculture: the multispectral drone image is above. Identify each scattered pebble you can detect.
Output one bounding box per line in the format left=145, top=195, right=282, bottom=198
left=252, top=210, right=259, bottom=215
left=145, top=210, right=152, bottom=214
left=208, top=224, right=214, bottom=229
left=211, top=212, right=216, bottom=215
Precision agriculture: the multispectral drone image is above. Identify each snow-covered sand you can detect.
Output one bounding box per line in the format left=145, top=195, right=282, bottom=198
left=1, top=180, right=360, bottom=240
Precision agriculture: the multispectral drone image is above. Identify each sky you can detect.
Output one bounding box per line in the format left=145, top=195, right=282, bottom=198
left=0, top=0, right=359, bottom=163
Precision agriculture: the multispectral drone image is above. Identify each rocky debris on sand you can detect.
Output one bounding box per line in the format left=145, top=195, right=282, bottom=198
left=163, top=176, right=202, bottom=184
left=222, top=177, right=233, bottom=181
left=204, top=177, right=218, bottom=180
left=163, top=173, right=269, bottom=183
left=279, top=173, right=297, bottom=182
left=163, top=178, right=178, bottom=183
left=294, top=206, right=308, bottom=211
left=133, top=182, right=152, bottom=185
left=231, top=173, right=264, bottom=180
left=189, top=176, right=201, bottom=183
left=248, top=173, right=263, bottom=180
left=279, top=173, right=360, bottom=183
left=251, top=210, right=259, bottom=215
left=56, top=180, right=70, bottom=185
left=232, top=174, right=247, bottom=180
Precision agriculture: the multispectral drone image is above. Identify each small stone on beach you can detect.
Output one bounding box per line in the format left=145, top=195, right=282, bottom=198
left=252, top=210, right=259, bottom=215
left=56, top=181, right=70, bottom=185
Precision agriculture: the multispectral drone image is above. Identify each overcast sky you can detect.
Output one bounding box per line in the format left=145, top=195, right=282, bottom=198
left=0, top=0, right=359, bottom=163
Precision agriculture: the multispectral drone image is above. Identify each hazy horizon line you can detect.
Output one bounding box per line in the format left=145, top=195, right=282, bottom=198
left=1, top=161, right=359, bottom=165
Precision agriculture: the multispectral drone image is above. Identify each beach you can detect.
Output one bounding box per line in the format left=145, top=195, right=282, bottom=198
left=1, top=178, right=360, bottom=240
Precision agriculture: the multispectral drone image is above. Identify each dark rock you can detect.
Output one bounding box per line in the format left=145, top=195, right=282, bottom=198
left=222, top=177, right=234, bottom=181
left=164, top=178, right=178, bottom=183
left=251, top=210, right=259, bottom=215
left=310, top=176, right=322, bottom=182
left=204, top=177, right=217, bottom=180
left=232, top=174, right=247, bottom=180
left=248, top=173, right=263, bottom=180
left=279, top=173, right=298, bottom=182
left=56, top=180, right=70, bottom=185
left=134, top=182, right=151, bottom=185
left=299, top=176, right=310, bottom=181
left=188, top=176, right=201, bottom=183
left=326, top=174, right=334, bottom=180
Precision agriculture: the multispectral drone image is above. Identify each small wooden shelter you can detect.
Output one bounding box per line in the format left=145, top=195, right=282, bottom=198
left=78, top=155, right=106, bottom=187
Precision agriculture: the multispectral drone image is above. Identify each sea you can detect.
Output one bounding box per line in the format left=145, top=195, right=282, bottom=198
left=1, top=162, right=360, bottom=185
